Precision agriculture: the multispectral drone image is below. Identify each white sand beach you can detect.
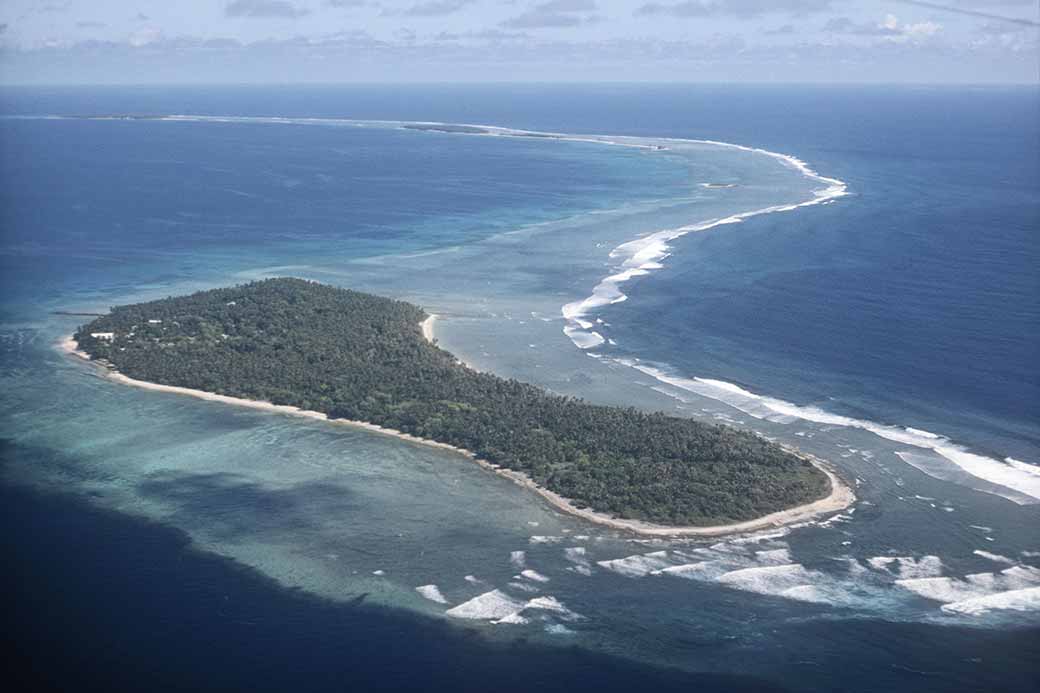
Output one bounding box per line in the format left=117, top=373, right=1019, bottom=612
left=59, top=331, right=853, bottom=537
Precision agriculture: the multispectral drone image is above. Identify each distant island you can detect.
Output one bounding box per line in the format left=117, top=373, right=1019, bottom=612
left=68, top=278, right=850, bottom=533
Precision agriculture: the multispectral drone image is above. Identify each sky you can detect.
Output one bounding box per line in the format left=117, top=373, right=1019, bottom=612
left=0, top=1, right=1036, bottom=84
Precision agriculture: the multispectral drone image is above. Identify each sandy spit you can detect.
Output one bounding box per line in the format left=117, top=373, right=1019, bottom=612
left=58, top=329, right=853, bottom=537
left=421, top=314, right=437, bottom=343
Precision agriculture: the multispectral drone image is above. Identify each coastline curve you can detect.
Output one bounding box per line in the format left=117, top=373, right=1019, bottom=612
left=59, top=332, right=854, bottom=538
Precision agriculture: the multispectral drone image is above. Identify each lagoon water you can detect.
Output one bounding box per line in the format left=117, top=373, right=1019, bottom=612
left=1, top=85, right=1038, bottom=691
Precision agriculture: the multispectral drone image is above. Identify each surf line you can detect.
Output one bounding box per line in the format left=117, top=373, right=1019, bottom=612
left=560, top=140, right=846, bottom=350
left=538, top=129, right=1038, bottom=505
left=39, top=112, right=1036, bottom=501
left=27, top=114, right=844, bottom=348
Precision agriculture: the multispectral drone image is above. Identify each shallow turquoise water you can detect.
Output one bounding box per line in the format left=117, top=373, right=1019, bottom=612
left=1, top=86, right=1037, bottom=691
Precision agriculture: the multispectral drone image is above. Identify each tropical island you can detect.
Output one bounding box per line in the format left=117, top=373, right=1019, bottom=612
left=70, top=278, right=850, bottom=532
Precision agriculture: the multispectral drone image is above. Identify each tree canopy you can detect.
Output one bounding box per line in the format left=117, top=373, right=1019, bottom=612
left=76, top=278, right=829, bottom=525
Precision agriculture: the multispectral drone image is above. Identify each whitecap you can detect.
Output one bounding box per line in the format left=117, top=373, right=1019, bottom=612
left=974, top=550, right=1015, bottom=565
left=563, top=546, right=593, bottom=575
left=614, top=360, right=1039, bottom=505
left=446, top=589, right=525, bottom=620
left=941, top=587, right=1040, bottom=616
left=1007, top=458, right=1040, bottom=477
left=897, top=565, right=1040, bottom=609
left=657, top=559, right=742, bottom=581
left=755, top=548, right=792, bottom=565
left=564, top=546, right=587, bottom=560
left=415, top=584, right=449, bottom=605
left=507, top=581, right=540, bottom=593
left=867, top=555, right=944, bottom=579
left=716, top=563, right=824, bottom=599
left=524, top=596, right=582, bottom=620
left=896, top=577, right=990, bottom=604
left=559, top=143, right=848, bottom=353
left=493, top=611, right=530, bottom=625
left=597, top=550, right=673, bottom=577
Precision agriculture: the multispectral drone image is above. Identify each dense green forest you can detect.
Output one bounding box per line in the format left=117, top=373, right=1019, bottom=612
left=76, top=278, right=829, bottom=525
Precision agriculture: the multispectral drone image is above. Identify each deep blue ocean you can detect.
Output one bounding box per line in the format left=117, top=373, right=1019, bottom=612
left=1, top=85, right=1037, bottom=692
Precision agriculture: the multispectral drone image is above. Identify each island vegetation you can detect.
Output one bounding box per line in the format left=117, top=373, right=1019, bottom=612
left=74, top=278, right=830, bottom=526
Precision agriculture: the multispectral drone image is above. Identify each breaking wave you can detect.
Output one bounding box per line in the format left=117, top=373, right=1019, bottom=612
left=619, top=360, right=1040, bottom=505
left=415, top=584, right=448, bottom=604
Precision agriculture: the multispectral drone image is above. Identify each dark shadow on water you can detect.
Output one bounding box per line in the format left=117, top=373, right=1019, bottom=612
left=137, top=470, right=364, bottom=541
left=0, top=439, right=785, bottom=693
left=4, top=438, right=1039, bottom=693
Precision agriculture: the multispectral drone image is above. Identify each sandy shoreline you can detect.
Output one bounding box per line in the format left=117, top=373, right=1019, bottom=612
left=421, top=314, right=436, bottom=343
left=58, top=329, right=853, bottom=537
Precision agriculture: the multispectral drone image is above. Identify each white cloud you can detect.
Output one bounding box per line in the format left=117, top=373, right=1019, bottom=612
left=128, top=26, right=163, bottom=47
left=225, top=0, right=309, bottom=18
left=824, top=14, right=942, bottom=43
left=883, top=14, right=942, bottom=42
left=635, top=0, right=832, bottom=19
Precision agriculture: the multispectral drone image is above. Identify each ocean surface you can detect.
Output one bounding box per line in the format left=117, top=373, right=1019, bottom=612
left=1, top=84, right=1038, bottom=691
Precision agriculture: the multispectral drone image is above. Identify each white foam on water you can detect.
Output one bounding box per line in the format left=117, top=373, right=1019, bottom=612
left=564, top=546, right=587, bottom=560
left=896, top=565, right=1040, bottom=614
left=559, top=134, right=849, bottom=351
left=616, top=360, right=1040, bottom=505
left=1007, top=458, right=1040, bottom=477
left=716, top=563, right=822, bottom=597
left=817, top=512, right=854, bottom=528
left=755, top=548, right=792, bottom=565
left=974, top=550, right=1015, bottom=565
left=507, top=581, right=540, bottom=593
left=44, top=113, right=1039, bottom=626
left=597, top=550, right=673, bottom=577
left=523, top=596, right=583, bottom=620
left=465, top=575, right=484, bottom=585
left=941, top=587, right=1040, bottom=616
left=897, top=450, right=1039, bottom=505
left=896, top=577, right=990, bottom=604
left=510, top=550, right=526, bottom=569
left=867, top=555, right=944, bottom=579
left=657, top=559, right=743, bottom=581
left=545, top=623, right=575, bottom=635
left=493, top=611, right=530, bottom=625
left=563, top=546, right=592, bottom=575
left=562, top=326, right=605, bottom=349
left=721, top=528, right=791, bottom=546
left=780, top=584, right=842, bottom=604
left=529, top=535, right=562, bottom=544
left=520, top=569, right=550, bottom=583
left=415, top=584, right=449, bottom=605
left=144, top=116, right=848, bottom=366
left=712, top=562, right=878, bottom=608
left=446, top=589, right=525, bottom=620
left=967, top=566, right=1040, bottom=591
left=489, top=595, right=584, bottom=626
